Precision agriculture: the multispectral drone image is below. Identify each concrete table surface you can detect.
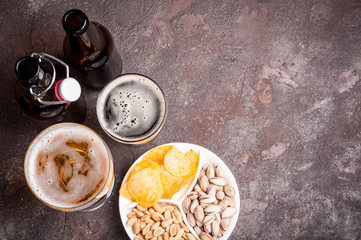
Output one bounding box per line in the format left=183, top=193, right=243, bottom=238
left=1, top=0, right=361, bottom=239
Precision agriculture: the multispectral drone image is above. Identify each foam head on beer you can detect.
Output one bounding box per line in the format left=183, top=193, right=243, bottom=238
left=97, top=74, right=167, bottom=144
left=25, top=123, right=111, bottom=209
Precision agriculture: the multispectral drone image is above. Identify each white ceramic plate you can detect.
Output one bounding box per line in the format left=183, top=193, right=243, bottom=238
left=119, top=143, right=240, bottom=240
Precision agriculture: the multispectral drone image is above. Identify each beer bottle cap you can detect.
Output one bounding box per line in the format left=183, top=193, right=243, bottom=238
left=55, top=77, right=81, bottom=102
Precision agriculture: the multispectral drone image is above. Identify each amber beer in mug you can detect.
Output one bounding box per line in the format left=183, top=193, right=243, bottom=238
left=96, top=74, right=167, bottom=144
left=24, top=123, right=114, bottom=211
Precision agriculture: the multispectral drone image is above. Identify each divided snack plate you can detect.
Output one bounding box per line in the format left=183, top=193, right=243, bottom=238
left=119, top=143, right=240, bottom=240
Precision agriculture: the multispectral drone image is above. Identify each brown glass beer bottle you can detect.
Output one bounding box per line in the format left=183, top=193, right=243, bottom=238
left=14, top=53, right=86, bottom=126
left=62, top=9, right=120, bottom=88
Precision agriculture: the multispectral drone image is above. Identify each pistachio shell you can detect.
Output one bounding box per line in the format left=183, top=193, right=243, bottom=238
left=215, top=213, right=221, bottom=223
left=199, top=175, right=209, bottom=192
left=182, top=196, right=191, bottom=214
left=207, top=186, right=217, bottom=196
left=223, top=184, right=235, bottom=197
left=199, top=232, right=213, bottom=240
left=206, top=166, right=215, bottom=179
left=202, top=215, right=215, bottom=225
left=211, top=219, right=221, bottom=237
left=221, top=218, right=230, bottom=231
left=216, top=190, right=225, bottom=200
left=190, top=199, right=199, bottom=213
left=204, top=205, right=221, bottom=215
left=214, top=165, right=224, bottom=178
left=218, top=199, right=229, bottom=212
left=203, top=224, right=212, bottom=235
left=200, top=202, right=212, bottom=209
left=221, top=207, right=237, bottom=218
left=209, top=177, right=226, bottom=186
left=224, top=196, right=236, bottom=208
left=188, top=191, right=198, bottom=200
left=202, top=163, right=210, bottom=171
left=199, top=195, right=216, bottom=204
left=209, top=184, right=221, bottom=191
left=198, top=169, right=205, bottom=181
left=194, top=184, right=206, bottom=197
left=187, top=213, right=196, bottom=227
left=194, top=205, right=205, bottom=222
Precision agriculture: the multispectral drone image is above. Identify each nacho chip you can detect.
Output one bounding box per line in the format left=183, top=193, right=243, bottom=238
left=142, top=145, right=172, bottom=164
left=128, top=167, right=163, bottom=207
left=164, top=146, right=192, bottom=177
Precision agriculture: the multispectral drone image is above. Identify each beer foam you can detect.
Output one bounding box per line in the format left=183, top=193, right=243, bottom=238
left=25, top=124, right=111, bottom=209
left=97, top=75, right=166, bottom=142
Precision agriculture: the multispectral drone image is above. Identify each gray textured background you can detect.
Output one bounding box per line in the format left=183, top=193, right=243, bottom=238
left=1, top=0, right=361, bottom=239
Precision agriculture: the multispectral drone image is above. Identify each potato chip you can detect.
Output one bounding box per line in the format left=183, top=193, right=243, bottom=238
left=119, top=145, right=200, bottom=205
left=164, top=146, right=192, bottom=177
left=127, top=167, right=163, bottom=207
left=119, top=181, right=133, bottom=200
left=157, top=165, right=195, bottom=199
left=142, top=145, right=172, bottom=164
left=129, top=160, right=159, bottom=178
left=185, top=149, right=199, bottom=164
left=185, top=149, right=199, bottom=174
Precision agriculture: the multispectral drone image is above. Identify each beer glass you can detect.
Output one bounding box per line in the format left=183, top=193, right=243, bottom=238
left=96, top=74, right=167, bottom=144
left=24, top=123, right=114, bottom=212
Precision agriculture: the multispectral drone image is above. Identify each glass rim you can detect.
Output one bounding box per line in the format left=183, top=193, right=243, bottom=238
left=96, top=73, right=167, bottom=144
left=24, top=122, right=113, bottom=211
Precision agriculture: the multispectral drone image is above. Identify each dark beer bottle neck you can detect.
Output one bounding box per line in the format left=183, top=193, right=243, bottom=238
left=15, top=56, right=42, bottom=88
left=62, top=9, right=89, bottom=36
